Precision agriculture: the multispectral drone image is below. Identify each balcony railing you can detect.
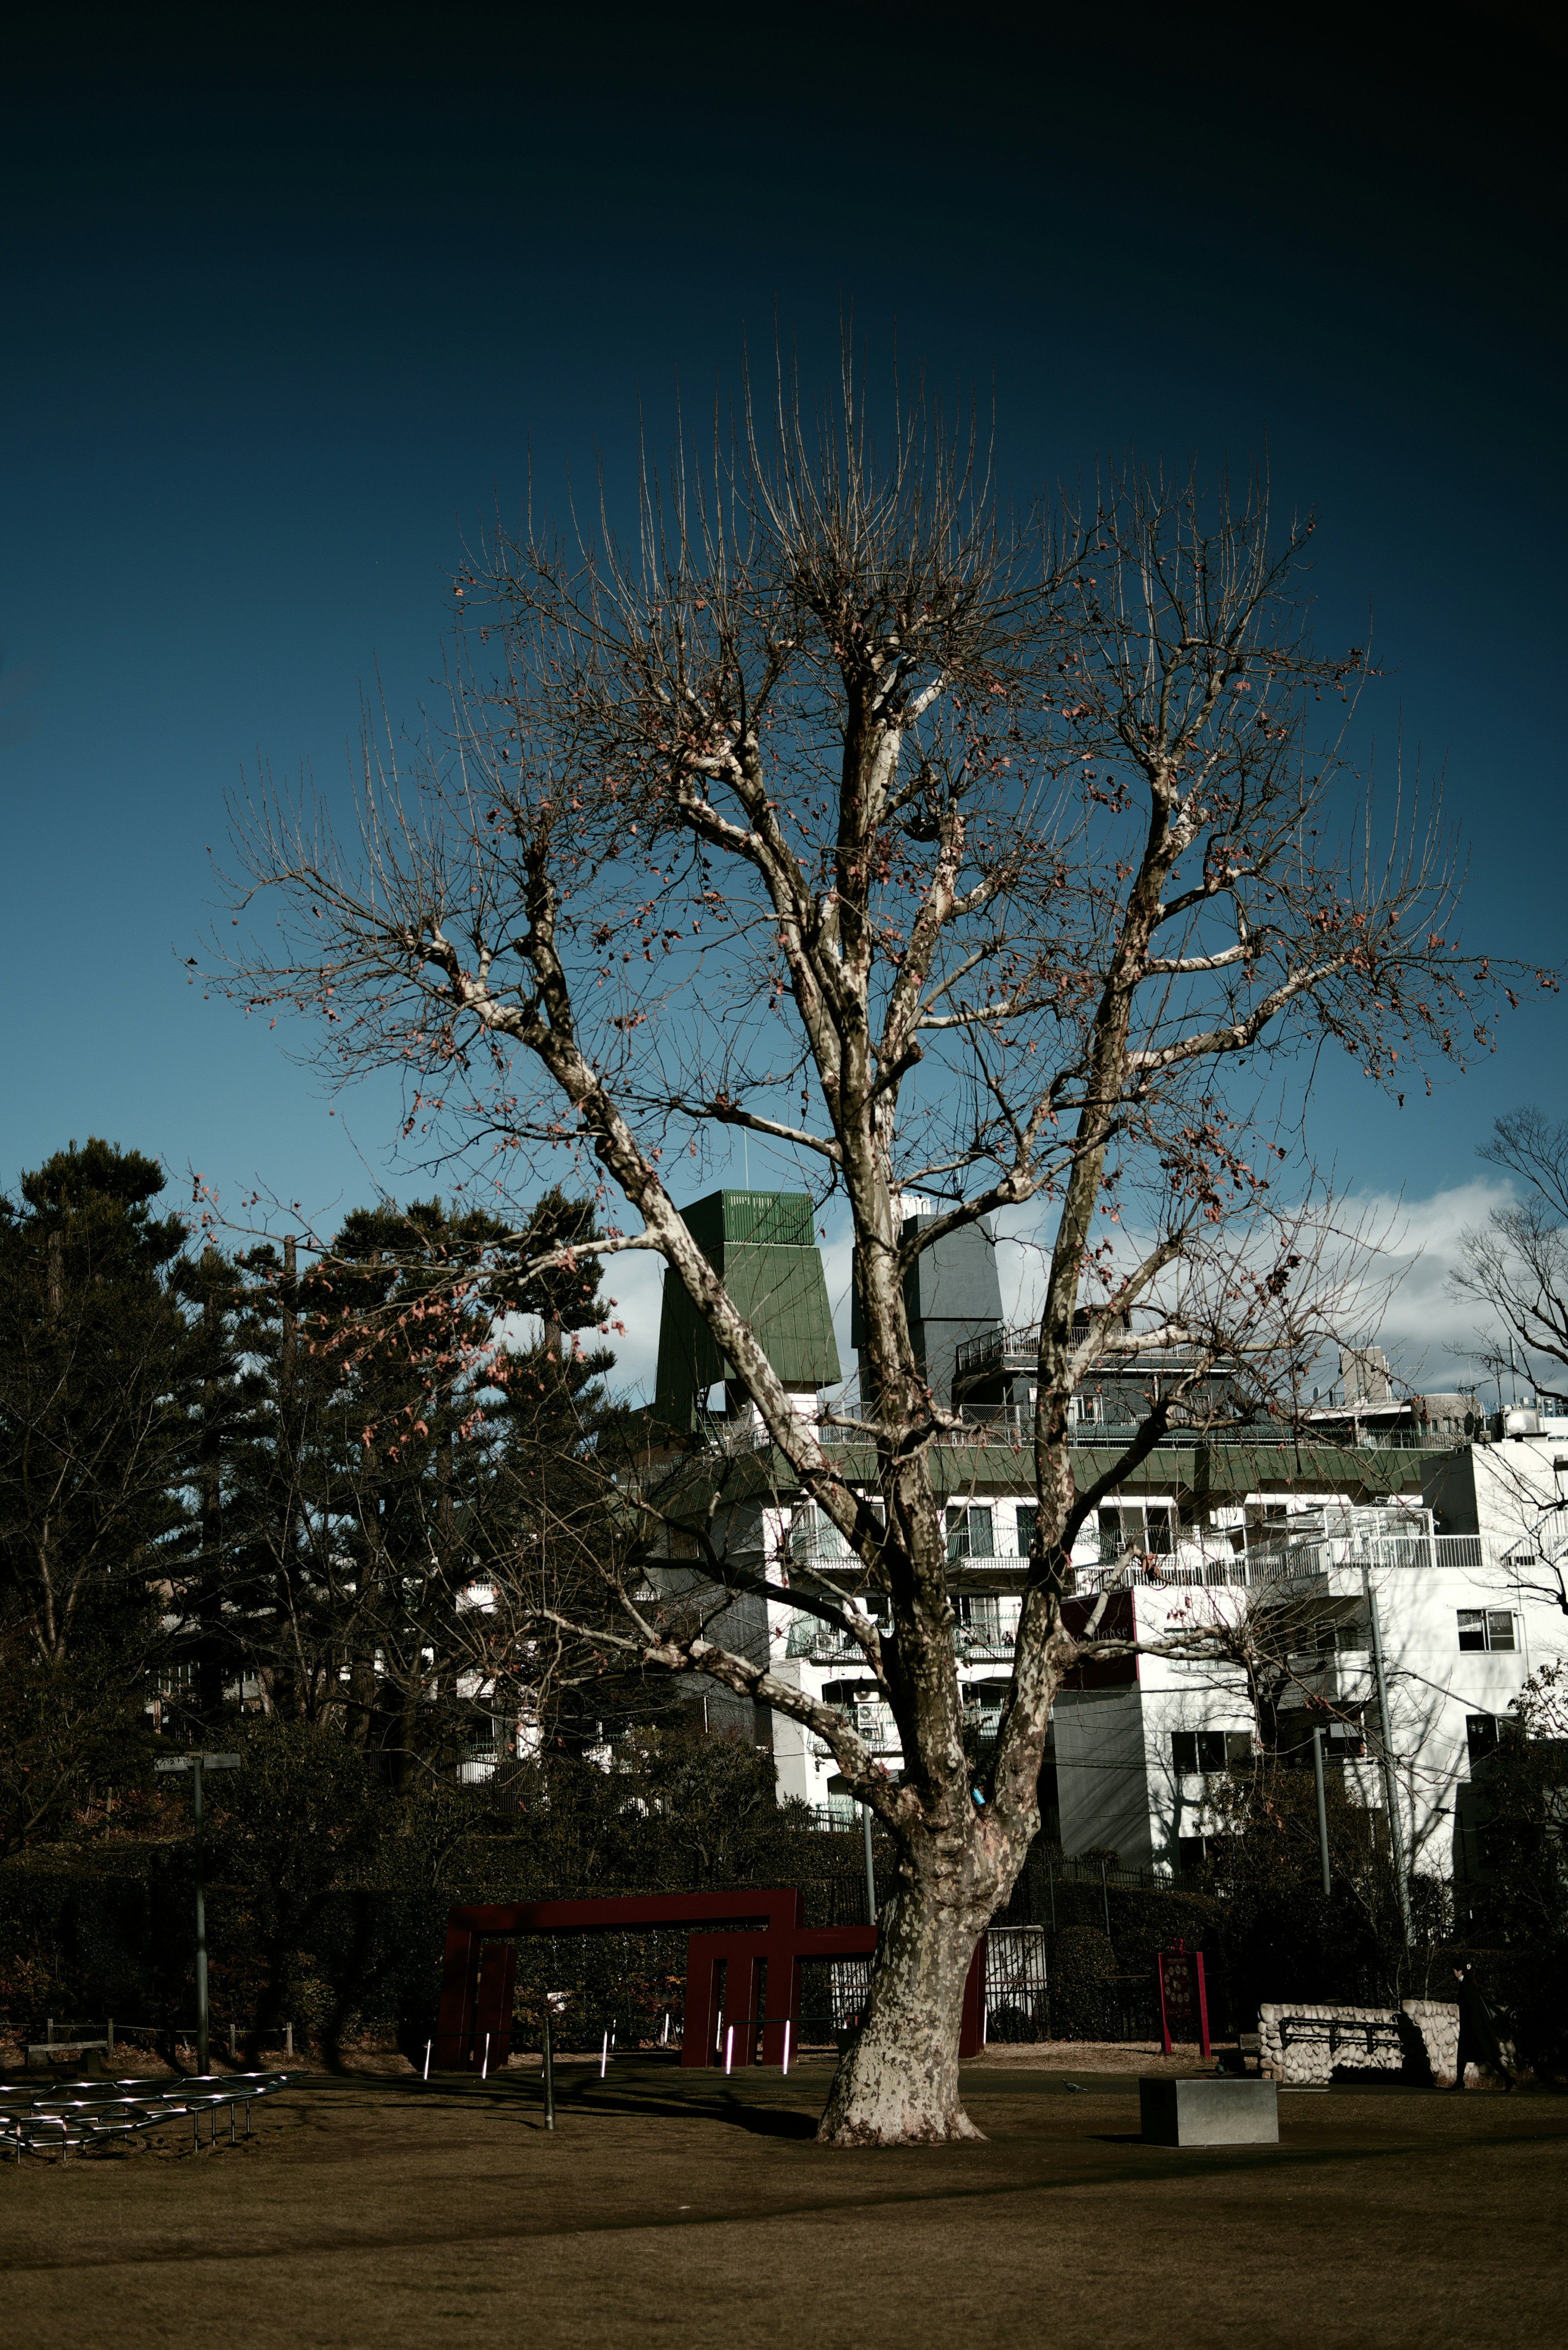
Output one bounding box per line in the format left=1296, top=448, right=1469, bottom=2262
left=782, top=1522, right=1499, bottom=1610
left=1068, top=1528, right=1492, bottom=1592
left=954, top=1324, right=1218, bottom=1382
left=784, top=1600, right=1022, bottom=1662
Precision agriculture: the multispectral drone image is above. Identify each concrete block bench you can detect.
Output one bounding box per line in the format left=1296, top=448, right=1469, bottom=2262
left=1140, top=2077, right=1279, bottom=2146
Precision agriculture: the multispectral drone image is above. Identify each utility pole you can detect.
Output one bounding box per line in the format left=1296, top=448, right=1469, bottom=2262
left=154, top=1752, right=241, bottom=2074
left=1311, top=1727, right=1332, bottom=1897
left=862, top=1802, right=878, bottom=1927
left=1360, top=1569, right=1413, bottom=1946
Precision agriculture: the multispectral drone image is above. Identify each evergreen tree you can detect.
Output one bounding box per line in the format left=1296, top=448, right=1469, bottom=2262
left=0, top=1139, right=189, bottom=1665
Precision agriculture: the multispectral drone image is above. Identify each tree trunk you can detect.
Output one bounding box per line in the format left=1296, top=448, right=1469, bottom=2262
left=817, top=1877, right=989, bottom=2147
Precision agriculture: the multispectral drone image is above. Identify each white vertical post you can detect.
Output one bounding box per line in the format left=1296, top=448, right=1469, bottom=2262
left=1362, top=1565, right=1414, bottom=1946
left=724, top=2026, right=734, bottom=2077
left=423, top=2040, right=432, bottom=2081
left=481, top=2033, right=490, bottom=2081
left=782, top=2020, right=791, bottom=2077
left=862, top=1802, right=877, bottom=1926
left=600, top=2031, right=609, bottom=2078
left=661, top=2011, right=669, bottom=2046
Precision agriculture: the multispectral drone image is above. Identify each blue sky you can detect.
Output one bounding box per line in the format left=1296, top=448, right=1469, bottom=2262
left=1, top=4, right=1561, bottom=1390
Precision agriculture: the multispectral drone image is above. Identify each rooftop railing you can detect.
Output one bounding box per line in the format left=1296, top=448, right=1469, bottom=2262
left=953, top=1323, right=1220, bottom=1380
left=808, top=1407, right=1453, bottom=1454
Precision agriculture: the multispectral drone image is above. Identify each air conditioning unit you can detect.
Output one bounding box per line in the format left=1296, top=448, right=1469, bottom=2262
left=1491, top=1407, right=1542, bottom=1440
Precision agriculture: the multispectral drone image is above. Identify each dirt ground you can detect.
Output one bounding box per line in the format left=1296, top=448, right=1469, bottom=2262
left=2, top=2056, right=1560, bottom=2350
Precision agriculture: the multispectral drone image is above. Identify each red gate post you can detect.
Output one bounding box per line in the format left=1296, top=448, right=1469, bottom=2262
left=435, top=1916, right=484, bottom=2069
left=960, top=1935, right=987, bottom=2061
left=1194, top=1950, right=1211, bottom=2062
left=683, top=1933, right=774, bottom=2067
left=474, top=1942, right=518, bottom=2069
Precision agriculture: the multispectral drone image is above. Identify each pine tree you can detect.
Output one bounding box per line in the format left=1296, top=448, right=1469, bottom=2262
left=0, top=1139, right=189, bottom=1665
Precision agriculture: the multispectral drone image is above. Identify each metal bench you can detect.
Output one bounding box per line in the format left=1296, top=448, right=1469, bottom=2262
left=1279, top=2014, right=1404, bottom=2066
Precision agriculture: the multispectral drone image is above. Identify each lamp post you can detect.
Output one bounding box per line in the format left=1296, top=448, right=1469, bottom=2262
left=154, top=1752, right=241, bottom=2076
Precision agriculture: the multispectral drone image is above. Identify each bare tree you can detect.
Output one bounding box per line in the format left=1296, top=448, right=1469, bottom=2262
left=216, top=350, right=1509, bottom=2143
left=1452, top=1106, right=1568, bottom=1391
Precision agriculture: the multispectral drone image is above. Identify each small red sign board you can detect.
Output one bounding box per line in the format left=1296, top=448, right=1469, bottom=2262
left=1156, top=1938, right=1210, bottom=2059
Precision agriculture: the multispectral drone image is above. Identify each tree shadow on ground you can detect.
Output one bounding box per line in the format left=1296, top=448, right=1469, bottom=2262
left=381, top=2073, right=824, bottom=2138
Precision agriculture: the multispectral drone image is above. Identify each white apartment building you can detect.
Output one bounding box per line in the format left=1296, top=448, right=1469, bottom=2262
left=639, top=1183, right=1567, bottom=1882
left=764, top=1436, right=1568, bottom=1884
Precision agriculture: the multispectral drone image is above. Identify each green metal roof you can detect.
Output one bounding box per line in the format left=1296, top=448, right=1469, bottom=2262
left=653, top=1190, right=842, bottom=1431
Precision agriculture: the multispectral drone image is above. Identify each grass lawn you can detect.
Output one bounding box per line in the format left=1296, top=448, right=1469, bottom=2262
left=2, top=2054, right=1560, bottom=2349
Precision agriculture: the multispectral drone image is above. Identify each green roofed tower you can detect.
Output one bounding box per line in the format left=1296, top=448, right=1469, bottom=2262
left=653, top=1190, right=840, bottom=1435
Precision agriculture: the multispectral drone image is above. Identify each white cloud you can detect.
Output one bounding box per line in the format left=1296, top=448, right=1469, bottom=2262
left=1340, top=1176, right=1516, bottom=1393
left=598, top=1247, right=667, bottom=1403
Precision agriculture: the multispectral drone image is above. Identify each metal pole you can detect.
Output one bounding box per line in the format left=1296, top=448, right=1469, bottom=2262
left=1100, top=1859, right=1111, bottom=1940
left=193, top=1759, right=210, bottom=2078
left=1312, top=1728, right=1332, bottom=1897
left=1363, top=1569, right=1413, bottom=1945
left=862, top=1802, right=877, bottom=1927
left=542, top=2009, right=555, bottom=2131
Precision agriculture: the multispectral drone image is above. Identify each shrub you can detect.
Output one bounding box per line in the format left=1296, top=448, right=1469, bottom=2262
left=1050, top=1923, right=1118, bottom=2039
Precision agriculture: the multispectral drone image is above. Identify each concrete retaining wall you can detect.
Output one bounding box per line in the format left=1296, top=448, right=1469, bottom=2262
left=1258, top=1999, right=1459, bottom=2087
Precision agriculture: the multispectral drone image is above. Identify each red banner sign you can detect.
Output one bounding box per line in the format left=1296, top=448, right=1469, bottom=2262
left=1156, top=1939, right=1211, bottom=2059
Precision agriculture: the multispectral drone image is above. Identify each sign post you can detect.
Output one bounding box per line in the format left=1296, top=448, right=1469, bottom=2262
left=154, top=1753, right=241, bottom=2076
left=1156, top=1938, right=1211, bottom=2062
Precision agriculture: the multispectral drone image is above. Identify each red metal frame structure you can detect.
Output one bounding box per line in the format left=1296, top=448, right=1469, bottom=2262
left=1156, top=1938, right=1211, bottom=2061
left=434, top=1889, right=986, bottom=2070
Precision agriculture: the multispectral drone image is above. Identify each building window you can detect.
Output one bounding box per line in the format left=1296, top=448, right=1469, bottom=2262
left=1457, top=1609, right=1517, bottom=1654
left=1466, top=1712, right=1499, bottom=1766
left=1172, top=1730, right=1227, bottom=1774
left=1015, top=1505, right=1038, bottom=1560
left=947, top=1506, right=994, bottom=1561
left=1100, top=1502, right=1175, bottom=1562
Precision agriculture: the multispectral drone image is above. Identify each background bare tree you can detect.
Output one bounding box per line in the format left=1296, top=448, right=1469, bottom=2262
left=1452, top=1107, right=1568, bottom=1392
left=218, top=351, right=1510, bottom=2142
